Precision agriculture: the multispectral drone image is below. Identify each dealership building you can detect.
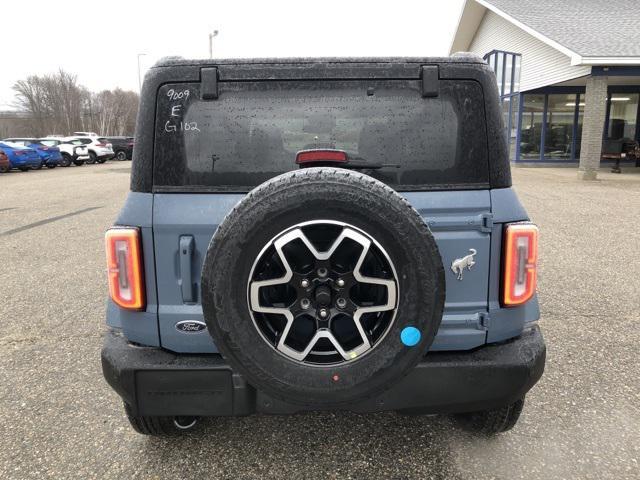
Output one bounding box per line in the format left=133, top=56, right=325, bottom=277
left=450, top=0, right=640, bottom=179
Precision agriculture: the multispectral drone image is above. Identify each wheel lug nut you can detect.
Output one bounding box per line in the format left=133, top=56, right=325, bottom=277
left=317, top=267, right=328, bottom=278
left=337, top=278, right=345, bottom=287
left=319, top=308, right=328, bottom=318
left=301, top=279, right=309, bottom=288
left=300, top=298, right=310, bottom=309
left=336, top=297, right=347, bottom=309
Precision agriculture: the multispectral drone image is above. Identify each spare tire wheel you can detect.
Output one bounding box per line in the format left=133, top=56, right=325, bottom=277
left=201, top=168, right=445, bottom=407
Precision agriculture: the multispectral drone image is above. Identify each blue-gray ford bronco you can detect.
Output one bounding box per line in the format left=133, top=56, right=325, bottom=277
left=101, top=55, right=545, bottom=436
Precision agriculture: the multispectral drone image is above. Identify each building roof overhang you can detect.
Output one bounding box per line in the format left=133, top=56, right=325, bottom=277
left=450, top=0, right=640, bottom=67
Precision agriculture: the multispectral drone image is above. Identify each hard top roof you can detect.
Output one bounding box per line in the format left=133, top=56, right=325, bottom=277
left=152, top=54, right=484, bottom=69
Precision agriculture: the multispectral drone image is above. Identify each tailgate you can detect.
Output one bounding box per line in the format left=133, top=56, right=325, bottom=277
left=152, top=191, right=491, bottom=353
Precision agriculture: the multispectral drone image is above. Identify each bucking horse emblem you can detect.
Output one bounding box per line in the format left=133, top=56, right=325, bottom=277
left=451, top=248, right=477, bottom=280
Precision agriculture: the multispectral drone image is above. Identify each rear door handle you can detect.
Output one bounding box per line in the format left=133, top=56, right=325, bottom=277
left=179, top=235, right=195, bottom=303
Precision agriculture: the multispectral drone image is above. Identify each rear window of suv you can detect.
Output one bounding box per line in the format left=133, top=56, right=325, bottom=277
left=153, top=79, right=489, bottom=191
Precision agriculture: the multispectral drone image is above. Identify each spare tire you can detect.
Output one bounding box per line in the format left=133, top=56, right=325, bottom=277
left=201, top=168, right=445, bottom=407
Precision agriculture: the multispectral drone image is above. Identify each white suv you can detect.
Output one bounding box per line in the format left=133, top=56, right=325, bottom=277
left=69, top=136, right=115, bottom=164
left=39, top=137, right=90, bottom=167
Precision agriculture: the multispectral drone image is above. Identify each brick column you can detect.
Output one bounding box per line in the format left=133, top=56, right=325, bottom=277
left=578, top=76, right=608, bottom=180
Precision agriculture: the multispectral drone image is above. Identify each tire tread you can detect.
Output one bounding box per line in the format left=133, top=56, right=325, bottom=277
left=455, top=398, right=525, bottom=435
left=124, top=403, right=181, bottom=436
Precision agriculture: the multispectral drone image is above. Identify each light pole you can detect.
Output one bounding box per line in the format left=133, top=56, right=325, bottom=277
left=137, top=53, right=147, bottom=92
left=209, top=30, right=219, bottom=59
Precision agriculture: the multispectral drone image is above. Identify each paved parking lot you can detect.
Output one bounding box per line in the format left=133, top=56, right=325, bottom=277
left=0, top=164, right=639, bottom=479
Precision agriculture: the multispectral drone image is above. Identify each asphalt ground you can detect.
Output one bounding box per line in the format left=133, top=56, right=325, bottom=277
left=0, top=163, right=638, bottom=479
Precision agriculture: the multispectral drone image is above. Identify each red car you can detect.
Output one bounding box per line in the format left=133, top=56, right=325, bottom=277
left=0, top=149, right=9, bottom=173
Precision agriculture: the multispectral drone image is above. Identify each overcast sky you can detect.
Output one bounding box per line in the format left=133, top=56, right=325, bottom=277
left=0, top=0, right=464, bottom=110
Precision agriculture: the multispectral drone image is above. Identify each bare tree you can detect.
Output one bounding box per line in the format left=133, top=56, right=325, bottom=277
left=90, top=88, right=139, bottom=135
left=12, top=76, right=50, bottom=136
left=11, top=70, right=138, bottom=137
left=56, top=70, right=88, bottom=134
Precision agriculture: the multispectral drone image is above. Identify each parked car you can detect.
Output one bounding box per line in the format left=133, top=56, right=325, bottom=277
left=0, top=148, right=9, bottom=173
left=68, top=136, right=114, bottom=164
left=3, top=138, right=62, bottom=168
left=39, top=137, right=89, bottom=167
left=0, top=141, right=41, bottom=171
left=105, top=136, right=134, bottom=161
left=101, top=56, right=545, bottom=437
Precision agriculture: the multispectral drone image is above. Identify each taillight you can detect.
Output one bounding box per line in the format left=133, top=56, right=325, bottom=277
left=105, top=227, right=145, bottom=310
left=14, top=150, right=25, bottom=156
left=296, top=149, right=348, bottom=165
left=96, top=143, right=107, bottom=147
left=502, top=223, right=538, bottom=307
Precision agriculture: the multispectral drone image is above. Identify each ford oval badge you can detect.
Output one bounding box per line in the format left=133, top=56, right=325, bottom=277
left=175, top=320, right=207, bottom=333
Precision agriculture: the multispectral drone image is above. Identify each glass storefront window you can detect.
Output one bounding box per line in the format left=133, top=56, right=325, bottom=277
left=509, top=95, right=520, bottom=160
left=502, top=97, right=511, bottom=135
left=575, top=95, right=584, bottom=159
left=496, top=53, right=504, bottom=95
left=520, top=95, right=544, bottom=159
left=513, top=56, right=521, bottom=93
left=607, top=93, right=639, bottom=140
left=484, top=51, right=522, bottom=97
left=487, top=53, right=496, bottom=72
left=504, top=55, right=513, bottom=95
left=544, top=94, right=577, bottom=159
left=483, top=51, right=521, bottom=96
left=482, top=51, right=523, bottom=159
left=481, top=52, right=640, bottom=162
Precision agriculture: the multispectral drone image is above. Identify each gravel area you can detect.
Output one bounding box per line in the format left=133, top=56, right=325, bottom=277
left=0, top=164, right=638, bottom=479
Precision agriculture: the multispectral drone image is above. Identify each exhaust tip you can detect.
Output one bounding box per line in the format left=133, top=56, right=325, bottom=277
left=173, top=416, right=198, bottom=430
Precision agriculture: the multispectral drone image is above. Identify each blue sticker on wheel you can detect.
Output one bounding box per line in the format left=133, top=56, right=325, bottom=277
left=400, top=326, right=421, bottom=347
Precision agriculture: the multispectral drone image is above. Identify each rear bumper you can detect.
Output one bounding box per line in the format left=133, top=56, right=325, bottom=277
left=10, top=158, right=38, bottom=167
left=102, top=326, right=545, bottom=417
left=94, top=149, right=114, bottom=159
